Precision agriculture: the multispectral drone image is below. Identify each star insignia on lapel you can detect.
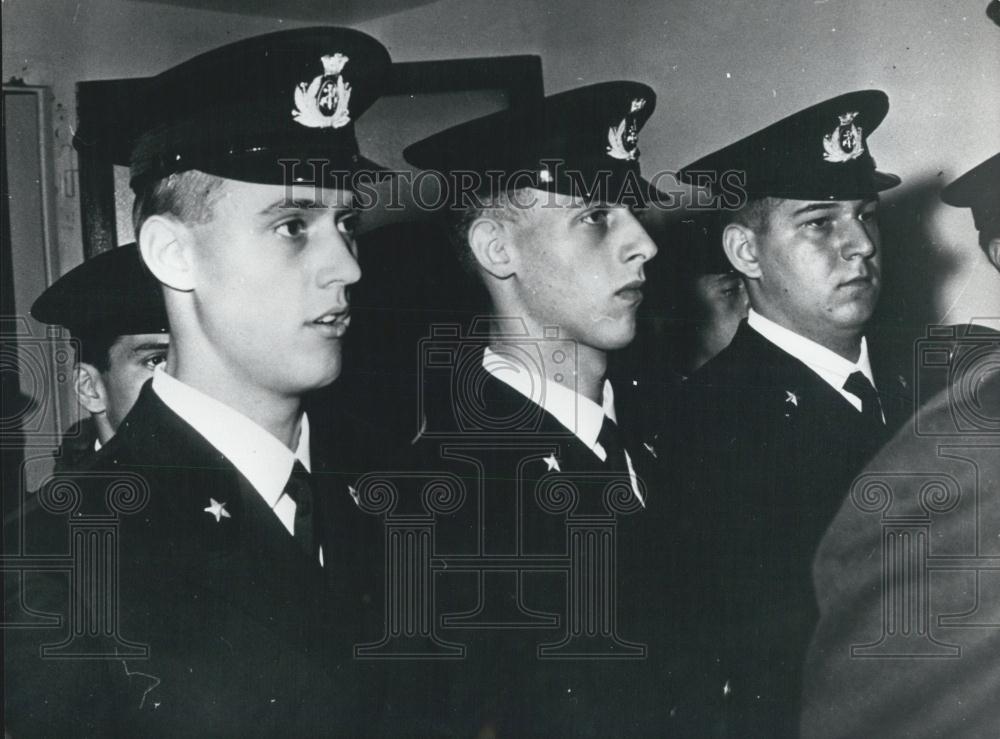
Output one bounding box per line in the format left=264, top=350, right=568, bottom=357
left=896, top=374, right=908, bottom=389
left=543, top=453, right=561, bottom=472
left=204, top=498, right=231, bottom=522
left=785, top=390, right=799, bottom=407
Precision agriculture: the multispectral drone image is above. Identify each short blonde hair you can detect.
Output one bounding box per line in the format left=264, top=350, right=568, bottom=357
left=131, top=170, right=226, bottom=241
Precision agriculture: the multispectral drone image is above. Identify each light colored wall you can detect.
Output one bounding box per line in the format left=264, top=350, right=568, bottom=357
left=2, top=0, right=303, bottom=274
left=4, top=0, right=999, bottom=322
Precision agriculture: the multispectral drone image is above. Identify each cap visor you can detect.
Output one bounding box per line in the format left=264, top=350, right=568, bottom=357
left=873, top=170, right=902, bottom=192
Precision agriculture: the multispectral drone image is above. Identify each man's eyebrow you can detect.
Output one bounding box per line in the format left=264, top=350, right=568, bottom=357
left=131, top=341, right=170, bottom=354
left=790, top=202, right=839, bottom=217
left=256, top=198, right=320, bottom=215
left=256, top=198, right=354, bottom=216
left=577, top=196, right=623, bottom=209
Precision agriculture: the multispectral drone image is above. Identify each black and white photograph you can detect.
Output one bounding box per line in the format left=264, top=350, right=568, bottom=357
left=2, top=0, right=999, bottom=736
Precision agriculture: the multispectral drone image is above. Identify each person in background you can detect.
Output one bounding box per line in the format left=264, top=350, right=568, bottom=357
left=30, top=243, right=169, bottom=469
left=660, top=214, right=748, bottom=378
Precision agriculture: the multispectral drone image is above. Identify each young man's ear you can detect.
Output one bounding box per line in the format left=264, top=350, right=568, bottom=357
left=74, top=364, right=107, bottom=416
left=722, top=223, right=763, bottom=280
left=138, top=216, right=196, bottom=292
left=468, top=216, right=516, bottom=280
left=986, top=236, right=1000, bottom=275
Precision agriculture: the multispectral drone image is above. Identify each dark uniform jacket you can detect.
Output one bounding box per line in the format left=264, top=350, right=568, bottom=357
left=361, top=348, right=697, bottom=737
left=663, top=320, right=912, bottom=736
left=4, top=382, right=383, bottom=737
left=802, top=344, right=1000, bottom=738
left=51, top=417, right=101, bottom=474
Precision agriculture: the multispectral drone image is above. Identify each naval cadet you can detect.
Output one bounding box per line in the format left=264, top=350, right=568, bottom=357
left=368, top=81, right=698, bottom=737
left=666, top=89, right=911, bottom=736
left=5, top=27, right=391, bottom=737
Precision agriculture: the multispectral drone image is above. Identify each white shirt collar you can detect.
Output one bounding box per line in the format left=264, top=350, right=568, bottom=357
left=747, top=309, right=877, bottom=411
left=151, top=366, right=311, bottom=509
left=482, top=347, right=644, bottom=505
left=483, top=347, right=615, bottom=452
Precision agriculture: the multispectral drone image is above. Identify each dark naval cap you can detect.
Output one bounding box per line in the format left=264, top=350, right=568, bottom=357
left=31, top=244, right=168, bottom=341
left=73, top=27, right=391, bottom=190
left=679, top=89, right=901, bottom=201
left=941, top=153, right=1000, bottom=237
left=403, top=81, right=668, bottom=206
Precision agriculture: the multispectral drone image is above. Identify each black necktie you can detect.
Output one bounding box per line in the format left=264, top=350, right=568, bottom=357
left=283, top=461, right=318, bottom=559
left=597, top=416, right=629, bottom=473
left=843, top=371, right=885, bottom=426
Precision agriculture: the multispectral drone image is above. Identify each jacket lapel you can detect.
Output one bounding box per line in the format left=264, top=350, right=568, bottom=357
left=113, top=384, right=333, bottom=644
left=731, top=323, right=903, bottom=444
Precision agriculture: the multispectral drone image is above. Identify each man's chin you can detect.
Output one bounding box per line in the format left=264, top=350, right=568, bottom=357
left=316, top=365, right=344, bottom=390
left=292, top=358, right=344, bottom=395
left=831, top=304, right=877, bottom=334
left=595, top=328, right=638, bottom=353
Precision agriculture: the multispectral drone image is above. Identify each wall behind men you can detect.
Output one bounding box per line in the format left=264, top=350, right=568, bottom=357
left=2, top=0, right=286, bottom=275
left=4, top=0, right=998, bottom=329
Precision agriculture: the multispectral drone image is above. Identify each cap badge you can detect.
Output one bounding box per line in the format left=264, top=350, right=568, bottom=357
left=606, top=98, right=647, bottom=161
left=293, top=53, right=352, bottom=129
left=822, top=111, right=864, bottom=163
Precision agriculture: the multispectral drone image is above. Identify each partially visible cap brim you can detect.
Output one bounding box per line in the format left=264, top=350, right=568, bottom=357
left=941, top=154, right=1000, bottom=208
left=30, top=244, right=168, bottom=337
left=873, top=170, right=902, bottom=192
